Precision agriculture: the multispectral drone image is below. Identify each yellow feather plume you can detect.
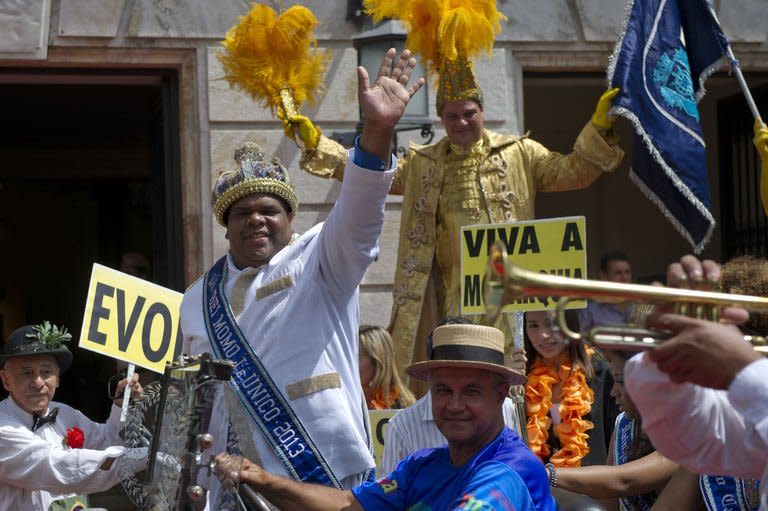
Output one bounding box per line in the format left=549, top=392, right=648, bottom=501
left=363, top=0, right=505, bottom=75
left=218, top=4, right=329, bottom=115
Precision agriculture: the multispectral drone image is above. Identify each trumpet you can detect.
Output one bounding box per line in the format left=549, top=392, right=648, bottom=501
left=484, top=242, right=768, bottom=353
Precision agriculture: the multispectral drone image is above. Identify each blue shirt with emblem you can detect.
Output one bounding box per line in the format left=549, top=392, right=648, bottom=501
left=352, top=427, right=555, bottom=510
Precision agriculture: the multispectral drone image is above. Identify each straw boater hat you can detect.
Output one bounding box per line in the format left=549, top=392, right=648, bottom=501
left=212, top=141, right=298, bottom=227
left=0, top=322, right=73, bottom=373
left=407, top=324, right=525, bottom=385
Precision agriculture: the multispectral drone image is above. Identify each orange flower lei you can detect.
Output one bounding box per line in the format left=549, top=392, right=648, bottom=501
left=368, top=386, right=400, bottom=410
left=525, top=356, right=595, bottom=467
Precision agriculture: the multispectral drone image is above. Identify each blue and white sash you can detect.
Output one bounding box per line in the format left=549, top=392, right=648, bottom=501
left=700, top=475, right=760, bottom=511
left=614, top=413, right=655, bottom=511
left=203, top=256, right=341, bottom=488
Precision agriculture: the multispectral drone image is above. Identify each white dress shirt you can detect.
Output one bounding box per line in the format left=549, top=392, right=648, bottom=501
left=380, top=392, right=521, bottom=474
left=182, top=155, right=394, bottom=505
left=625, top=353, right=768, bottom=510
left=0, top=397, right=128, bottom=511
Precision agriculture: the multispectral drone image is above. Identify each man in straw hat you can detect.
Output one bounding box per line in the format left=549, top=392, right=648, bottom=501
left=284, top=24, right=624, bottom=384
left=214, top=323, right=557, bottom=510
left=380, top=316, right=523, bottom=474
left=0, top=321, right=143, bottom=511
left=181, top=47, right=424, bottom=507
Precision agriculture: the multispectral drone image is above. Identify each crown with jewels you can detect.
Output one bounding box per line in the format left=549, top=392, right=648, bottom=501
left=212, top=142, right=298, bottom=226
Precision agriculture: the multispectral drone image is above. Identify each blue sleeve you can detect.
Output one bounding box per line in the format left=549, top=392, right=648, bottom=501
left=352, top=136, right=389, bottom=171
left=447, top=463, right=537, bottom=511
left=352, top=464, right=409, bottom=511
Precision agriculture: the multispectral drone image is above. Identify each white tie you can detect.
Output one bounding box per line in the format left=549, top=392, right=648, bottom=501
left=230, top=267, right=260, bottom=318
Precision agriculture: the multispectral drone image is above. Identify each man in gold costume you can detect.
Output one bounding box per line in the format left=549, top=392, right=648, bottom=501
left=285, top=65, right=623, bottom=384
left=271, top=0, right=620, bottom=390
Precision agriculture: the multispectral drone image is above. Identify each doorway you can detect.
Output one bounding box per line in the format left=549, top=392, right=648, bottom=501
left=718, top=83, right=768, bottom=258
left=0, top=70, right=183, bottom=420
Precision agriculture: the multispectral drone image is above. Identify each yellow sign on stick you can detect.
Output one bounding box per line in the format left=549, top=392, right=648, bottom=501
left=460, top=216, right=588, bottom=315
left=79, top=263, right=183, bottom=373
left=369, top=409, right=397, bottom=477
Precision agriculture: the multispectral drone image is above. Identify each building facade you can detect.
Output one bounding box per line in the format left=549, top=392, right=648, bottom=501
left=1, top=0, right=767, bottom=341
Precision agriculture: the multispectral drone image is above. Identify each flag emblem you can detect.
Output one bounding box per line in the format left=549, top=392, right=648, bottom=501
left=653, top=48, right=698, bottom=121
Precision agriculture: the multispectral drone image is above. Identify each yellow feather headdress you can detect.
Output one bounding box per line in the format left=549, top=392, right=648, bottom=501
left=218, top=4, right=329, bottom=118
left=363, top=0, right=505, bottom=112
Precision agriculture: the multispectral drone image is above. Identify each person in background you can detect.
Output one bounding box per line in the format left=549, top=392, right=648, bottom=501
left=579, top=251, right=634, bottom=333
left=358, top=325, right=415, bottom=410
left=549, top=350, right=678, bottom=511
left=283, top=0, right=624, bottom=384
left=120, top=252, right=151, bottom=281
left=524, top=310, right=617, bottom=468
left=0, top=322, right=143, bottom=511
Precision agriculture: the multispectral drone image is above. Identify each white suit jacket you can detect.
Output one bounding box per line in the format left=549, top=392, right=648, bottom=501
left=0, top=398, right=127, bottom=511
left=625, top=353, right=768, bottom=510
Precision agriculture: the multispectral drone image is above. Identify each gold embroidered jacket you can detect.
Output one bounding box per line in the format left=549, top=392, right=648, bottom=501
left=300, top=122, right=623, bottom=374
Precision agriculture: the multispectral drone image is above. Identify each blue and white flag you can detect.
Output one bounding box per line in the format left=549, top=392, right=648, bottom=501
left=608, top=0, right=729, bottom=253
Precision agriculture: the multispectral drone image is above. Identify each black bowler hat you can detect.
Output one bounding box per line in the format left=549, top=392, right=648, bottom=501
left=0, top=322, right=73, bottom=372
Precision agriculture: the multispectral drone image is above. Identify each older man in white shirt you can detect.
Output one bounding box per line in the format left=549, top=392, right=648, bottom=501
left=0, top=322, right=142, bottom=511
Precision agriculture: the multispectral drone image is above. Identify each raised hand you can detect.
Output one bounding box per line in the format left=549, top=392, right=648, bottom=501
left=358, top=48, right=425, bottom=162
left=359, top=48, right=424, bottom=129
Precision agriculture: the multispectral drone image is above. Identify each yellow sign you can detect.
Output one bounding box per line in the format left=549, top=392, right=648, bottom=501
left=369, top=409, right=397, bottom=477
left=79, top=263, right=183, bottom=373
left=460, top=216, right=588, bottom=315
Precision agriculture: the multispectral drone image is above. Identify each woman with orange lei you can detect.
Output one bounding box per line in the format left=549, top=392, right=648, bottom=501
left=359, top=325, right=416, bottom=410
left=524, top=310, right=617, bottom=468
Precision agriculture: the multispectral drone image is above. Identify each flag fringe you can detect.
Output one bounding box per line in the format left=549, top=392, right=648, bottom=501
left=616, top=105, right=716, bottom=254
left=695, top=56, right=725, bottom=103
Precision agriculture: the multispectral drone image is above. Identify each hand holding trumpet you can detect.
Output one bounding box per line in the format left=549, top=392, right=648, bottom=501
left=485, top=242, right=768, bottom=356
left=645, top=255, right=762, bottom=390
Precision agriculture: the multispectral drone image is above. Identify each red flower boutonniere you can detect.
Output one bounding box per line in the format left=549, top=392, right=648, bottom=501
left=62, top=427, right=85, bottom=449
